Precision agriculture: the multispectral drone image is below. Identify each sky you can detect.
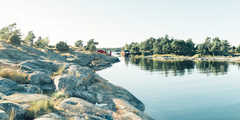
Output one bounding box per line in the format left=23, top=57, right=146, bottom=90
left=0, top=0, right=240, bottom=48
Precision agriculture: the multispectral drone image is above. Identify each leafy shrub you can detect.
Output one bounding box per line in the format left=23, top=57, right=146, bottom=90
left=56, top=41, right=69, bottom=51
left=34, top=37, right=49, bottom=48
left=75, top=40, right=83, bottom=47
left=85, top=39, right=98, bottom=52
left=8, top=33, right=21, bottom=45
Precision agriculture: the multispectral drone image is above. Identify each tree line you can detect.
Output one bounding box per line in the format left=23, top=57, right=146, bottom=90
left=0, top=23, right=98, bottom=52
left=124, top=35, right=240, bottom=56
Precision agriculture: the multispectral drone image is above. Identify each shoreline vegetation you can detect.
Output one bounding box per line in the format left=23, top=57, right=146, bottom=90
left=121, top=35, right=240, bottom=63
left=132, top=54, right=240, bottom=63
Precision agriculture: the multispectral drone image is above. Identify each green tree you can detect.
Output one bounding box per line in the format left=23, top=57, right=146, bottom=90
left=75, top=40, right=83, bottom=48
left=237, top=45, right=240, bottom=53
left=56, top=41, right=69, bottom=51
left=8, top=32, right=21, bottom=45
left=24, top=31, right=35, bottom=46
left=0, top=23, right=22, bottom=45
left=34, top=37, right=49, bottom=48
left=129, top=42, right=140, bottom=54
left=85, top=39, right=98, bottom=52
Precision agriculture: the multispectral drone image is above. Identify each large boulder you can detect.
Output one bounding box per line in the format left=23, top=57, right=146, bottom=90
left=0, top=77, right=42, bottom=95
left=54, top=71, right=145, bottom=112
left=54, top=65, right=95, bottom=90
left=28, top=71, right=55, bottom=92
left=19, top=60, right=61, bottom=74
left=112, top=99, right=153, bottom=120
left=84, top=75, right=145, bottom=111
left=89, top=53, right=120, bottom=70
left=64, top=53, right=92, bottom=66
left=15, top=84, right=42, bottom=94
left=57, top=97, right=113, bottom=120
left=0, top=109, right=8, bottom=120
left=0, top=101, right=26, bottom=120
left=3, top=93, right=49, bottom=104
left=0, top=77, right=18, bottom=95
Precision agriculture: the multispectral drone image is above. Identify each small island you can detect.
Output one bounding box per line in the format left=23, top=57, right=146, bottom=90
left=121, top=35, right=240, bottom=62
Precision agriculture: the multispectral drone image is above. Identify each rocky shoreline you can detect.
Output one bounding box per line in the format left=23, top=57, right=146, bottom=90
left=0, top=41, right=153, bottom=120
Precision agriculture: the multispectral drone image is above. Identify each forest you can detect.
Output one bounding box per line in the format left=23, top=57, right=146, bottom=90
left=123, top=35, right=240, bottom=56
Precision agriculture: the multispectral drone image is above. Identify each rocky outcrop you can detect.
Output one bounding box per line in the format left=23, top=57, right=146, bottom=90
left=0, top=101, right=26, bottom=120
left=113, top=99, right=153, bottom=120
left=0, top=77, right=18, bottom=95
left=53, top=70, right=145, bottom=112
left=57, top=97, right=113, bottom=119
left=0, top=77, right=42, bottom=95
left=3, top=93, right=49, bottom=104
left=0, top=109, right=9, bottom=120
left=28, top=71, right=55, bottom=92
left=0, top=41, right=152, bottom=120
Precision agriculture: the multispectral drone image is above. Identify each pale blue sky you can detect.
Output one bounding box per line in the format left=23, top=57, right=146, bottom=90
left=0, top=0, right=239, bottom=47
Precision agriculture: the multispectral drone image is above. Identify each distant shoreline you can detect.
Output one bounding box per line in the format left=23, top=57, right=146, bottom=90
left=131, top=54, right=240, bottom=62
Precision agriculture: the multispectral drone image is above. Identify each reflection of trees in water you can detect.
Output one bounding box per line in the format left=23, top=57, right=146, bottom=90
left=126, top=57, right=230, bottom=76
left=128, top=57, right=195, bottom=76
left=195, top=61, right=228, bottom=75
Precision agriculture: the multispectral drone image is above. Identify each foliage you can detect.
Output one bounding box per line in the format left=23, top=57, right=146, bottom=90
left=34, top=36, right=49, bottom=48
left=75, top=40, right=83, bottom=47
left=8, top=32, right=22, bottom=45
left=24, top=31, right=35, bottom=46
left=85, top=39, right=98, bottom=52
left=124, top=35, right=234, bottom=56
left=56, top=41, right=69, bottom=51
left=196, top=37, right=230, bottom=56
left=0, top=23, right=22, bottom=45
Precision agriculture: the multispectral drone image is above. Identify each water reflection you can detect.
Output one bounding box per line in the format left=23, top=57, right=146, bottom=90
left=125, top=57, right=234, bottom=76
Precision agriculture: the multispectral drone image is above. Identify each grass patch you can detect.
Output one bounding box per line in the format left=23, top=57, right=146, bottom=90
left=51, top=90, right=69, bottom=99
left=0, top=68, right=28, bottom=84
left=9, top=108, right=15, bottom=120
left=25, top=99, right=55, bottom=119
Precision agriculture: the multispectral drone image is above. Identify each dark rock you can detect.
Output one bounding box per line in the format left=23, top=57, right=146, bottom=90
left=14, top=84, right=42, bottom=94
left=0, top=101, right=26, bottom=120
left=19, top=60, right=60, bottom=74
left=0, top=109, right=8, bottom=120
left=0, top=77, right=18, bottom=95
left=28, top=71, right=55, bottom=92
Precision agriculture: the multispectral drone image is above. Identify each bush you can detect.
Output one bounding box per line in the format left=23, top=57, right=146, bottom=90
left=8, top=33, right=21, bottom=45
left=56, top=41, right=69, bottom=51
left=34, top=37, right=49, bottom=48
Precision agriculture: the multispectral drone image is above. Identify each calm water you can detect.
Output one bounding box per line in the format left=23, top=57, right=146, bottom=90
left=98, top=57, right=240, bottom=120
